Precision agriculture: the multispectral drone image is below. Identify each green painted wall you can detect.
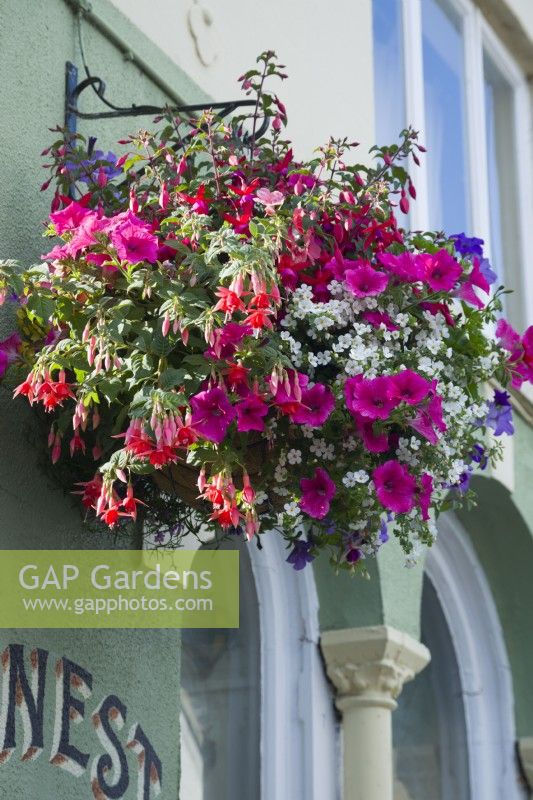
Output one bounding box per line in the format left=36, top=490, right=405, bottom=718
left=0, top=1, right=207, bottom=796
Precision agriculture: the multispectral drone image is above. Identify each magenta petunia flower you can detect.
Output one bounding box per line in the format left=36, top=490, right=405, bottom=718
left=354, top=414, right=389, bottom=453
left=0, top=332, right=21, bottom=377
left=362, top=310, right=399, bottom=331
left=417, top=473, right=433, bottom=521
left=418, top=249, right=462, bottom=293
left=378, top=252, right=422, bottom=282
left=344, top=263, right=389, bottom=297
left=49, top=200, right=94, bottom=234
left=236, top=394, right=269, bottom=432
left=345, top=375, right=398, bottom=420
left=190, top=387, right=236, bottom=444
left=292, top=383, right=335, bottom=426
left=410, top=388, right=447, bottom=444
left=206, top=323, right=252, bottom=360
left=299, top=467, right=336, bottom=519
left=456, top=257, right=490, bottom=309
left=419, top=301, right=455, bottom=327
left=111, top=220, right=159, bottom=264
left=373, top=460, right=416, bottom=514
left=390, top=370, right=431, bottom=405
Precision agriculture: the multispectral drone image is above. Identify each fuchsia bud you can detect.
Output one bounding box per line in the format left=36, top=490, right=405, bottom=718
left=97, top=168, right=107, bottom=188
left=92, top=443, right=103, bottom=460
left=159, top=182, right=169, bottom=210
left=162, top=311, right=171, bottom=337
left=177, top=156, right=187, bottom=176
left=242, top=471, right=255, bottom=504
left=197, top=466, right=207, bottom=493
left=115, top=468, right=127, bottom=483
left=399, top=190, right=409, bottom=214
left=52, top=433, right=62, bottom=464
left=93, top=408, right=100, bottom=429
left=408, top=181, right=416, bottom=199
left=82, top=322, right=91, bottom=343
left=181, top=327, right=189, bottom=346
left=129, top=189, right=139, bottom=213
left=173, top=318, right=179, bottom=335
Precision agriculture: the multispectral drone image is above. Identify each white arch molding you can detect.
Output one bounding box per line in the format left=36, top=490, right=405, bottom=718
left=248, top=533, right=339, bottom=800
left=425, top=514, right=526, bottom=800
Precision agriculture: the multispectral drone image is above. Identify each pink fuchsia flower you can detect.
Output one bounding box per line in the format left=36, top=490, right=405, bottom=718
left=456, top=257, right=490, bottom=309
left=190, top=387, right=236, bottom=444
left=344, top=375, right=399, bottom=421
left=299, top=467, right=336, bottom=519
left=417, top=473, right=433, bottom=521
left=236, top=394, right=269, bottom=432
left=390, top=370, right=431, bottom=405
left=373, top=460, right=416, bottom=514
left=111, top=220, right=159, bottom=264
left=377, top=251, right=422, bottom=282
left=0, top=332, right=22, bottom=377
left=292, top=383, right=335, bottom=426
left=418, top=249, right=463, bottom=292
left=49, top=200, right=94, bottom=234
left=362, top=310, right=399, bottom=331
left=344, top=263, right=389, bottom=298
left=254, top=187, right=284, bottom=215
left=353, top=414, right=389, bottom=453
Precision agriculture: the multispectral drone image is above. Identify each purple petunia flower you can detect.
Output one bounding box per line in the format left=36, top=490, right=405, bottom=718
left=451, top=233, right=484, bottom=258
left=286, top=540, right=315, bottom=570
left=485, top=390, right=514, bottom=436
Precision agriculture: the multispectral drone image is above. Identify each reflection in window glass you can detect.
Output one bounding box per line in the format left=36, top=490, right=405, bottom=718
left=393, top=577, right=470, bottom=800
left=179, top=542, right=260, bottom=800
left=422, top=0, right=470, bottom=235
left=372, top=0, right=405, bottom=145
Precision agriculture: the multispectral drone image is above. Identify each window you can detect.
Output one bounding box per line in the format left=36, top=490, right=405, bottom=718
left=372, top=0, right=533, bottom=328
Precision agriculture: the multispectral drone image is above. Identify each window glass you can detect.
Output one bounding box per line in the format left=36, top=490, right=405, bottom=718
left=484, top=54, right=522, bottom=323
left=422, top=0, right=470, bottom=235
left=393, top=576, right=470, bottom=800
left=179, top=541, right=260, bottom=800
left=372, top=0, right=406, bottom=144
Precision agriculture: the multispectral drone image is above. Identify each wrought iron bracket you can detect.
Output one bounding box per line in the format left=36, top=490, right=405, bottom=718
left=64, top=61, right=266, bottom=137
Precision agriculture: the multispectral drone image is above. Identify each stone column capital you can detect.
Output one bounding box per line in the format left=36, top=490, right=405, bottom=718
left=321, top=625, right=430, bottom=711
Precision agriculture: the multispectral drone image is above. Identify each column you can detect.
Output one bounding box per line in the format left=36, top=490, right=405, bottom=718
left=321, top=625, right=430, bottom=800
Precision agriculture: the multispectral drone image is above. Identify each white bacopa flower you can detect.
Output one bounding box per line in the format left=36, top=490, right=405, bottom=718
left=287, top=448, right=302, bottom=465
left=284, top=501, right=301, bottom=517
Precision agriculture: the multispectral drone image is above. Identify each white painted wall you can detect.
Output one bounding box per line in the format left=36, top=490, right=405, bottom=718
left=108, top=0, right=375, bottom=160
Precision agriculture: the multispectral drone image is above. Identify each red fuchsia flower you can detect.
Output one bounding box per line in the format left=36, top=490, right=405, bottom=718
left=362, top=310, right=399, bottom=331
left=377, top=251, right=422, bottom=282
left=148, top=445, right=179, bottom=468
left=35, top=374, right=75, bottom=411
left=390, top=370, right=431, bottom=405
left=0, top=332, right=21, bottom=377
left=223, top=362, right=250, bottom=395
left=175, top=412, right=199, bottom=448
left=417, top=473, right=433, bottom=521
left=49, top=199, right=94, bottom=234
left=353, top=414, right=389, bottom=453
left=456, top=257, right=490, bottom=309
left=206, top=322, right=251, bottom=359
left=179, top=184, right=211, bottom=215
left=70, top=432, right=86, bottom=457
left=244, top=307, right=275, bottom=332
left=419, top=301, right=455, bottom=326
left=291, top=383, right=336, bottom=426
left=344, top=262, right=389, bottom=298
left=344, top=375, right=399, bottom=421
left=210, top=501, right=241, bottom=528
left=190, top=387, right=236, bottom=444
left=271, top=370, right=308, bottom=417
left=236, top=394, right=269, bottom=432
left=254, top=187, right=284, bottom=215
left=373, top=460, right=416, bottom=514
left=73, top=475, right=103, bottom=509
left=418, top=249, right=463, bottom=292
left=213, top=287, right=246, bottom=316
left=111, top=219, right=159, bottom=264
left=299, top=467, right=337, bottom=519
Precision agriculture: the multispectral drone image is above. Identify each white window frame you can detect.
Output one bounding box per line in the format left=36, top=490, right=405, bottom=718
left=399, top=0, right=533, bottom=328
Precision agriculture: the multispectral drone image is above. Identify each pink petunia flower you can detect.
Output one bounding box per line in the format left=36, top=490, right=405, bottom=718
left=390, top=370, right=431, bottom=405
left=299, top=467, right=336, bottom=519
left=410, top=385, right=447, bottom=443
left=190, top=387, right=236, bottom=444
left=111, top=220, right=159, bottom=264
left=292, top=383, right=335, bottom=426
left=418, top=249, right=462, bottom=293
left=456, top=257, right=490, bottom=309
left=344, top=375, right=399, bottom=421
left=344, top=263, right=389, bottom=298
left=373, top=460, right=416, bottom=514
left=49, top=200, right=94, bottom=234
left=236, top=394, right=269, bottom=432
